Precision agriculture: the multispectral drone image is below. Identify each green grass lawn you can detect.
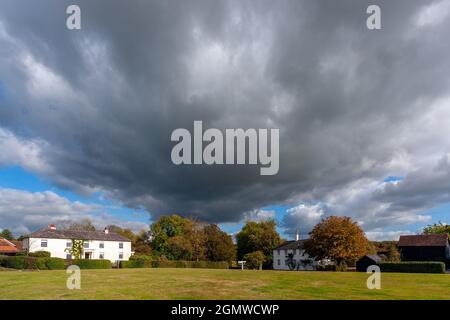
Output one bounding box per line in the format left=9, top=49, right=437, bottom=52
left=0, top=268, right=449, bottom=300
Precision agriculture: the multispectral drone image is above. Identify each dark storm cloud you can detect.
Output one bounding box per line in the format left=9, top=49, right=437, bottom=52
left=0, top=0, right=450, bottom=233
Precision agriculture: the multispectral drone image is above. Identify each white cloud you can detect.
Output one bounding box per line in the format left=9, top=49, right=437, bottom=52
left=282, top=203, right=325, bottom=235
left=415, top=0, right=450, bottom=28
left=0, top=128, right=49, bottom=173
left=365, top=230, right=414, bottom=241
left=243, top=209, right=276, bottom=221
left=0, top=188, right=148, bottom=235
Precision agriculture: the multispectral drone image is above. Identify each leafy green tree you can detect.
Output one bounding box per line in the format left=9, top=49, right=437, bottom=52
left=0, top=229, right=14, bottom=241
left=236, top=220, right=281, bottom=267
left=423, top=221, right=450, bottom=236
left=65, top=239, right=85, bottom=259
left=203, top=224, right=236, bottom=263
left=243, top=251, right=266, bottom=270
left=304, top=216, right=369, bottom=266
left=150, top=214, right=193, bottom=257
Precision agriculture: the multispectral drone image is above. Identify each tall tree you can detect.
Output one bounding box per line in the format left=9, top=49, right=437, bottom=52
left=63, top=218, right=96, bottom=231
left=304, top=216, right=369, bottom=265
left=423, top=221, right=450, bottom=236
left=203, top=224, right=236, bottom=263
left=236, top=220, right=281, bottom=266
left=0, top=229, right=14, bottom=241
left=150, top=214, right=194, bottom=259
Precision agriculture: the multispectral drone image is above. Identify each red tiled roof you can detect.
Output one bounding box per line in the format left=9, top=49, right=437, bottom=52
left=0, top=237, right=18, bottom=253
left=398, top=234, right=449, bottom=247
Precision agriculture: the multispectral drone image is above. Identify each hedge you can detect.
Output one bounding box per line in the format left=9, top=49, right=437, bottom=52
left=69, top=259, right=112, bottom=269
left=28, top=251, right=51, bottom=258
left=120, top=259, right=152, bottom=268
left=119, top=259, right=229, bottom=269
left=378, top=261, right=446, bottom=274
left=0, top=256, right=65, bottom=270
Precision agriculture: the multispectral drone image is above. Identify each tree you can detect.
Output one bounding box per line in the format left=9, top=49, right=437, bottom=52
left=62, top=219, right=96, bottom=231
left=384, top=243, right=401, bottom=262
left=423, top=221, right=450, bottom=236
left=65, top=239, right=85, bottom=259
left=166, top=235, right=193, bottom=260
left=286, top=252, right=297, bottom=271
left=150, top=214, right=194, bottom=257
left=243, top=251, right=266, bottom=270
left=0, top=229, right=14, bottom=241
left=106, top=225, right=137, bottom=242
left=133, top=230, right=152, bottom=255
left=203, top=224, right=236, bottom=263
left=236, top=220, right=281, bottom=267
left=304, top=216, right=369, bottom=266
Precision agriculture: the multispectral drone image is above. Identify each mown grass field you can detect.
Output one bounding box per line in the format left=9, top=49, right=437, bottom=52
left=0, top=268, right=449, bottom=300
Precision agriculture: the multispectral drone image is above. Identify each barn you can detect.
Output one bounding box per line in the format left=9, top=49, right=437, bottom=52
left=398, top=234, right=450, bottom=263
left=356, top=254, right=385, bottom=272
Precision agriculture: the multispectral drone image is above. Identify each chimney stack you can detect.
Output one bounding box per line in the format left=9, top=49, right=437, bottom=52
left=49, top=224, right=56, bottom=230
left=296, top=229, right=300, bottom=241
left=104, top=227, right=109, bottom=234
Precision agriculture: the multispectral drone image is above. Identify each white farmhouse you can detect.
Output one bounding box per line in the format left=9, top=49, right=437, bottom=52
left=273, top=239, right=318, bottom=270
left=23, top=224, right=132, bottom=263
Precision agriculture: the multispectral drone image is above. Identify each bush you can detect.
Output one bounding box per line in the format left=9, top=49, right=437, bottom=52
left=151, top=260, right=228, bottom=269
left=120, top=259, right=228, bottom=269
left=45, top=257, right=66, bottom=270
left=129, top=255, right=152, bottom=261
left=0, top=256, right=38, bottom=269
left=29, top=251, right=51, bottom=258
left=70, top=259, right=112, bottom=269
left=120, top=259, right=152, bottom=268
left=378, top=261, right=446, bottom=274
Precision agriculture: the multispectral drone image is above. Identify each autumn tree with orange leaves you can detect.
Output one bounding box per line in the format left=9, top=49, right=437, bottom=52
left=304, top=216, right=369, bottom=267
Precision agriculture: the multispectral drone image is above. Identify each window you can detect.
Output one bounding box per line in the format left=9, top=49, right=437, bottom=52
left=119, top=242, right=123, bottom=249
left=119, top=252, right=123, bottom=260
left=41, top=240, right=48, bottom=247
left=83, top=242, right=89, bottom=248
left=285, top=259, right=289, bottom=265
left=66, top=241, right=72, bottom=248
left=277, top=259, right=280, bottom=266
left=66, top=254, right=72, bottom=260
left=277, top=249, right=281, bottom=255
left=99, top=242, right=104, bottom=249
left=99, top=252, right=104, bottom=259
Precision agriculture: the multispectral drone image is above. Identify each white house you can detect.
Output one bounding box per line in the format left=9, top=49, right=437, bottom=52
left=273, top=239, right=319, bottom=270
left=22, top=224, right=132, bottom=263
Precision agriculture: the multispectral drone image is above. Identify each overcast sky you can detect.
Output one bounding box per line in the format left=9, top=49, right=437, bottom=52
left=0, top=0, right=450, bottom=240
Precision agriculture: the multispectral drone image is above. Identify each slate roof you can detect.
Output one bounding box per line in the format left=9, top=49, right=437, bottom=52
left=362, top=254, right=385, bottom=263
left=0, top=237, right=18, bottom=253
left=24, top=228, right=131, bottom=242
left=274, top=240, right=307, bottom=251
left=398, top=234, right=449, bottom=247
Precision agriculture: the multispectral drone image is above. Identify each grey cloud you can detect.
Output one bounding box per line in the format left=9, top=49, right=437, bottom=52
left=0, top=0, right=449, bottom=234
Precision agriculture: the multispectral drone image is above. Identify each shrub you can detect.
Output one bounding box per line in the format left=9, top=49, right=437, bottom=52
left=151, top=260, right=228, bottom=269
left=0, top=256, right=39, bottom=269
left=45, top=257, right=66, bottom=270
left=129, top=255, right=152, bottom=261
left=29, top=251, right=51, bottom=258
left=378, top=261, right=445, bottom=274
left=120, top=259, right=152, bottom=268
left=70, top=259, right=112, bottom=269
